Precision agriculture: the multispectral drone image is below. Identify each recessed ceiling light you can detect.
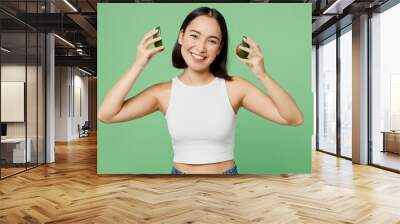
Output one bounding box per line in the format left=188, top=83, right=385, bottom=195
left=322, top=0, right=354, bottom=15
left=63, top=0, right=78, bottom=12
left=77, top=67, right=93, bottom=76
left=54, top=34, right=75, bottom=48
left=1, top=47, right=11, bottom=53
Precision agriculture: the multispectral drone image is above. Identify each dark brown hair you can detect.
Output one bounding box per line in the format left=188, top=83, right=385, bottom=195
left=172, top=7, right=232, bottom=81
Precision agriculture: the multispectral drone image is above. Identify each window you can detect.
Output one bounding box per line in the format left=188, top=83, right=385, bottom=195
left=317, top=35, right=337, bottom=154
left=371, top=2, right=400, bottom=171
left=339, top=27, right=352, bottom=158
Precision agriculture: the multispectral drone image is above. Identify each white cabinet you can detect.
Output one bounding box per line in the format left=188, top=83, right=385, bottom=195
left=1, top=138, right=32, bottom=163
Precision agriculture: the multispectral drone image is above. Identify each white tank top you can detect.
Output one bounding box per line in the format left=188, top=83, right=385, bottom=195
left=165, top=76, right=236, bottom=164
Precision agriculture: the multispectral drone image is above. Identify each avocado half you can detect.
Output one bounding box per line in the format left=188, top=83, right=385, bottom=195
left=153, top=26, right=163, bottom=47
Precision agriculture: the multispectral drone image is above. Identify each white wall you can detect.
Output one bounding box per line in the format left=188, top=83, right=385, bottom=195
left=55, top=67, right=89, bottom=141
left=72, top=73, right=89, bottom=138
left=1, top=66, right=26, bottom=136
left=1, top=63, right=46, bottom=164
left=55, top=67, right=69, bottom=141
left=1, top=65, right=40, bottom=137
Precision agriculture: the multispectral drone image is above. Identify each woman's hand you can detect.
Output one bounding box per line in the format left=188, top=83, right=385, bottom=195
left=236, top=36, right=304, bottom=126
left=134, top=28, right=165, bottom=68
left=236, top=36, right=267, bottom=78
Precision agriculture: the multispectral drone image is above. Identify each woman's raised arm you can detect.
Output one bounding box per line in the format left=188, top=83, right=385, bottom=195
left=236, top=36, right=303, bottom=126
left=97, top=28, right=165, bottom=123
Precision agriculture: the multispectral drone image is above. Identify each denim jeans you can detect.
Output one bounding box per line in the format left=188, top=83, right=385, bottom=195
left=171, top=165, right=238, bottom=175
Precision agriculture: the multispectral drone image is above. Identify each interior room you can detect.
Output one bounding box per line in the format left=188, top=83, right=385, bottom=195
left=0, top=0, right=399, bottom=223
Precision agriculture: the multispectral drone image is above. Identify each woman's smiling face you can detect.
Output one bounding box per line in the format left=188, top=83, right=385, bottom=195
left=178, top=15, right=223, bottom=73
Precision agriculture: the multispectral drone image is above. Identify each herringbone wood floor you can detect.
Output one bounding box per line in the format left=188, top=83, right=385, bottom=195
left=1, top=134, right=400, bottom=224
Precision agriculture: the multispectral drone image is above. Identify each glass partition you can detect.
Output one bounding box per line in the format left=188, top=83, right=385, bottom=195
left=0, top=1, right=46, bottom=179
left=317, top=35, right=337, bottom=155
left=1, top=30, right=28, bottom=177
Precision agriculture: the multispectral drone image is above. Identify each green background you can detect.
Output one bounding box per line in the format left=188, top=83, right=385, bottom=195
left=97, top=3, right=312, bottom=174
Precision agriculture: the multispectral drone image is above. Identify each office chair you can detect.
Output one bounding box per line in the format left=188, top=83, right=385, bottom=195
left=79, top=121, right=90, bottom=138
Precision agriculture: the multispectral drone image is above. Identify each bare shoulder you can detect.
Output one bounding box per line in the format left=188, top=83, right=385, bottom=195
left=146, top=80, right=172, bottom=97
left=147, top=80, right=172, bottom=114
left=149, top=80, right=171, bottom=90
left=147, top=80, right=172, bottom=112
left=227, top=75, right=254, bottom=93
left=223, top=75, right=255, bottom=109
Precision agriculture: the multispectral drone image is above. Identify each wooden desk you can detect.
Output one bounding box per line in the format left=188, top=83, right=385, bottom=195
left=1, top=138, right=32, bottom=163
left=381, top=131, right=400, bottom=154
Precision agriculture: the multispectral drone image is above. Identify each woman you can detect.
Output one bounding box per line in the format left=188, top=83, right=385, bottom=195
left=97, top=7, right=304, bottom=175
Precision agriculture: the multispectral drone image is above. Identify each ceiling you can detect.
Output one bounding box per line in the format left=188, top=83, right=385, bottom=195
left=0, top=0, right=391, bottom=75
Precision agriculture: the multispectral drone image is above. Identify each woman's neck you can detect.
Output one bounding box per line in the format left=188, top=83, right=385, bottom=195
left=180, top=68, right=214, bottom=85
